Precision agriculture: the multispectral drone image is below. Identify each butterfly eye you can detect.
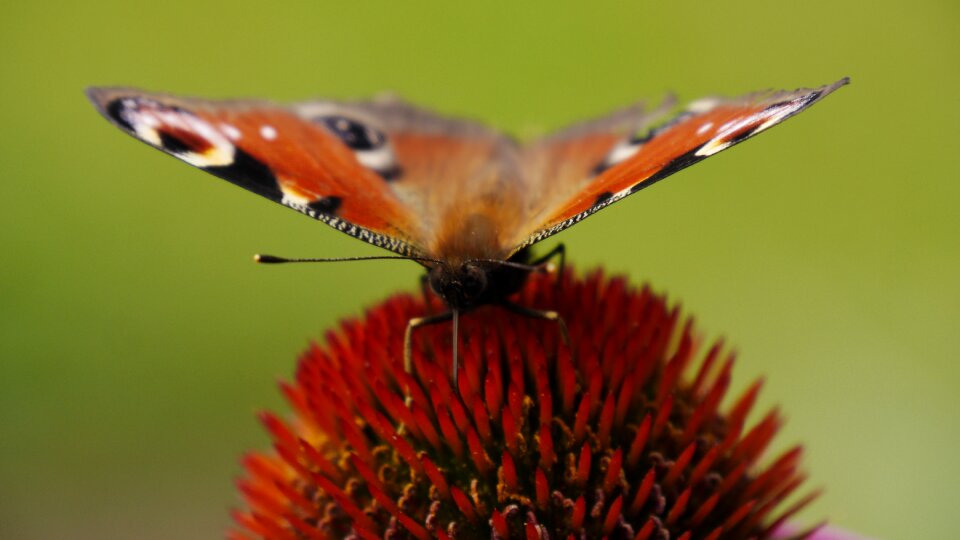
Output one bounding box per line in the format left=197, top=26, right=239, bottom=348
left=320, top=116, right=386, bottom=150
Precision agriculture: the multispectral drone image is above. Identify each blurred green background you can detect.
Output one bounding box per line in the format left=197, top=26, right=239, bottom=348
left=1, top=2, right=957, bottom=539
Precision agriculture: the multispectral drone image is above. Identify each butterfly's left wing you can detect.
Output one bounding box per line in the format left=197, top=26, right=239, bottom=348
left=89, top=87, right=525, bottom=262
left=508, top=78, right=849, bottom=253
left=88, top=87, right=431, bottom=257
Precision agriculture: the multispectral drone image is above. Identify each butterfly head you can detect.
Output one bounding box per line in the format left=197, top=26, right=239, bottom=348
left=428, top=261, right=491, bottom=310
left=428, top=255, right=532, bottom=311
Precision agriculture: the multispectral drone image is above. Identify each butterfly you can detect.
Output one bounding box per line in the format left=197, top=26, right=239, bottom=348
left=87, top=78, right=848, bottom=379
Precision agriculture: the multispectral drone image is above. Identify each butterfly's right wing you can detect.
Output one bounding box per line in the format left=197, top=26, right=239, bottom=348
left=516, top=99, right=675, bottom=240
left=509, top=79, right=849, bottom=253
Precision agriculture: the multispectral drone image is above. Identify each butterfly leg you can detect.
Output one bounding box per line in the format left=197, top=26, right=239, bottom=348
left=531, top=242, right=566, bottom=272
left=404, top=311, right=454, bottom=391
left=499, top=301, right=572, bottom=354
left=531, top=243, right=566, bottom=289
left=419, top=274, right=436, bottom=315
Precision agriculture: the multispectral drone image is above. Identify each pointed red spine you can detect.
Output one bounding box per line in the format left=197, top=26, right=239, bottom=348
left=451, top=486, right=478, bottom=522
left=688, top=445, right=719, bottom=488
left=492, top=509, right=510, bottom=537
left=602, top=495, right=623, bottom=535
left=603, top=449, right=623, bottom=493
left=573, top=392, right=591, bottom=442
left=539, top=423, right=556, bottom=469
left=652, top=393, right=673, bottom=438
left=535, top=468, right=549, bottom=509
left=502, top=451, right=519, bottom=492
left=437, top=409, right=464, bottom=458
left=525, top=522, right=541, bottom=540
left=398, top=513, right=430, bottom=540
left=571, top=496, right=586, bottom=531
left=627, top=414, right=652, bottom=468
left=629, top=469, right=656, bottom=515
left=664, top=441, right=696, bottom=486
left=472, top=396, right=493, bottom=443
left=421, top=456, right=450, bottom=499
left=633, top=518, right=656, bottom=540
left=502, top=405, right=519, bottom=456
left=689, top=493, right=720, bottom=527
left=666, top=487, right=691, bottom=525
left=466, top=428, right=493, bottom=476
left=576, top=443, right=592, bottom=487
left=598, top=392, right=616, bottom=448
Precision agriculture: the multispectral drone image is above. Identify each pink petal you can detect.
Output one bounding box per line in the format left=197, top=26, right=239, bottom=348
left=772, top=523, right=874, bottom=540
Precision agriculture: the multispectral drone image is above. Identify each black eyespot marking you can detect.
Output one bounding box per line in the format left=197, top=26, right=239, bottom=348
left=158, top=131, right=193, bottom=153
left=320, top=116, right=386, bottom=150
left=308, top=196, right=342, bottom=216
left=106, top=99, right=135, bottom=132
left=727, top=127, right=757, bottom=146
left=376, top=165, right=403, bottom=182
left=157, top=128, right=214, bottom=154
left=593, top=192, right=614, bottom=207
left=204, top=148, right=283, bottom=202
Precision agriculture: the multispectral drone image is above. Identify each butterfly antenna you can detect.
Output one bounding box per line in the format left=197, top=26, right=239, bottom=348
left=255, top=254, right=443, bottom=265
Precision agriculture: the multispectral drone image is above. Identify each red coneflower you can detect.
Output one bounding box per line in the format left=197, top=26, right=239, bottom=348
left=229, top=269, right=835, bottom=540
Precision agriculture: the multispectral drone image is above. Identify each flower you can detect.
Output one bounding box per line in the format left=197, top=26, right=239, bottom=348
left=229, top=270, right=830, bottom=540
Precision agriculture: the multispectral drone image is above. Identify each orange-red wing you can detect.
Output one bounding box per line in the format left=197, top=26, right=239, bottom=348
left=89, top=82, right=849, bottom=262
left=510, top=78, right=849, bottom=252
left=87, top=87, right=425, bottom=257
left=514, top=100, right=674, bottom=249
left=294, top=97, right=524, bottom=262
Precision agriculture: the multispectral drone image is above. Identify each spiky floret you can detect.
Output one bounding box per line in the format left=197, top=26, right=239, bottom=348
left=230, top=270, right=820, bottom=540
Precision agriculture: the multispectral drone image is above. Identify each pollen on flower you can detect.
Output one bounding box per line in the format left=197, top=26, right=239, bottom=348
left=230, top=270, right=821, bottom=540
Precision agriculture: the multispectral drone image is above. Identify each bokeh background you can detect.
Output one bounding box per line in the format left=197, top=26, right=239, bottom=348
left=1, top=2, right=957, bottom=539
